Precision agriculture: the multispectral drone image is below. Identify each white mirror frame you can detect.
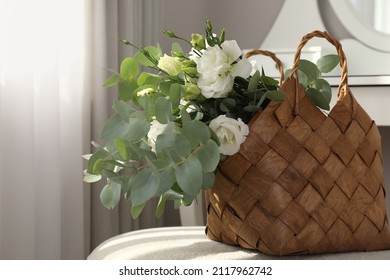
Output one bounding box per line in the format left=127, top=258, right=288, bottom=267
left=329, top=0, right=390, bottom=53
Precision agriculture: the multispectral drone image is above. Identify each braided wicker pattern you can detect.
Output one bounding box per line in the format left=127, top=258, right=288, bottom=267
left=205, top=31, right=390, bottom=255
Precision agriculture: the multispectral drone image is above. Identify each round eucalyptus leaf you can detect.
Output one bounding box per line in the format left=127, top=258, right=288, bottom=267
left=313, top=79, right=332, bottom=103
left=298, top=60, right=320, bottom=84
left=196, top=139, right=220, bottom=172
left=182, top=120, right=210, bottom=149
left=155, top=132, right=191, bottom=160
left=131, top=203, right=145, bottom=219
left=306, top=88, right=330, bottom=111
left=103, top=74, right=120, bottom=88
left=120, top=57, right=139, bottom=79
left=175, top=156, right=203, bottom=196
left=100, top=182, right=121, bottom=210
left=201, top=172, right=215, bottom=190
left=155, top=97, right=173, bottom=124
left=130, top=168, right=160, bottom=206
left=317, top=54, right=340, bottom=73
left=266, top=90, right=285, bottom=101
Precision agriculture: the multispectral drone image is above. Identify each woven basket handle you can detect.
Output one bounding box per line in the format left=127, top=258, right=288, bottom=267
left=290, top=30, right=349, bottom=102
left=244, top=49, right=284, bottom=83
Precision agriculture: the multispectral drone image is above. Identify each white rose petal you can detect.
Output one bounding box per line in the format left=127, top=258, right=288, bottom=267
left=147, top=120, right=167, bottom=152
left=221, top=40, right=242, bottom=61
left=209, top=115, right=249, bottom=155
left=231, top=59, right=252, bottom=79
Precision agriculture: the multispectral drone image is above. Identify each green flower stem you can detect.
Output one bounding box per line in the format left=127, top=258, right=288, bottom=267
left=162, top=30, right=193, bottom=46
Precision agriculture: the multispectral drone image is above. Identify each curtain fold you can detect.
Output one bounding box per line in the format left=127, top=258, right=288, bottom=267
left=89, top=0, right=180, bottom=253
left=0, top=0, right=89, bottom=259
left=0, top=0, right=180, bottom=260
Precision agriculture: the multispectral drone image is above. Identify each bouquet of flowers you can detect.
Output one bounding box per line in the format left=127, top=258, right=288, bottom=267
left=84, top=20, right=338, bottom=218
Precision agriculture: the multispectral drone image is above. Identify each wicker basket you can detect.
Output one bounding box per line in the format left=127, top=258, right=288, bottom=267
left=205, top=30, right=390, bottom=256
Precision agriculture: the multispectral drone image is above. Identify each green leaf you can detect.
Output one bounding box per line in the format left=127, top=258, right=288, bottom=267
left=312, top=79, right=332, bottom=103
left=182, top=120, right=210, bottom=149
left=154, top=97, right=173, bottom=124
left=137, top=72, right=161, bottom=86
left=248, top=70, right=260, bottom=91
left=101, top=112, right=149, bottom=142
left=174, top=199, right=182, bottom=209
left=221, top=98, right=236, bottom=109
left=175, top=156, right=203, bottom=196
left=181, top=193, right=196, bottom=206
left=220, top=98, right=236, bottom=112
left=171, top=42, right=183, bottom=55
left=164, top=189, right=184, bottom=201
left=114, top=138, right=128, bottom=160
left=87, top=149, right=109, bottom=174
left=119, top=78, right=138, bottom=102
left=256, top=93, right=267, bottom=107
left=150, top=159, right=176, bottom=195
left=306, top=87, right=330, bottom=110
left=243, top=104, right=259, bottom=112
left=160, top=81, right=175, bottom=96
left=155, top=132, right=191, bottom=161
left=103, top=74, right=120, bottom=88
left=101, top=114, right=129, bottom=141
left=317, top=54, right=340, bottom=73
left=196, top=139, right=220, bottom=172
left=126, top=111, right=150, bottom=141
left=102, top=170, right=127, bottom=186
left=131, top=203, right=145, bottom=219
left=180, top=108, right=191, bottom=124
left=130, top=168, right=160, bottom=206
left=202, top=172, right=215, bottom=190
left=83, top=170, right=102, bottom=183
left=266, top=90, right=285, bottom=101
left=285, top=69, right=308, bottom=87
left=134, top=46, right=161, bottom=67
left=100, top=182, right=121, bottom=209
left=120, top=57, right=139, bottom=79
left=298, top=60, right=321, bottom=83
left=92, top=158, right=115, bottom=174
left=127, top=142, right=156, bottom=162
left=260, top=75, right=279, bottom=86
left=155, top=195, right=166, bottom=218
left=113, top=100, right=135, bottom=122
left=169, top=83, right=182, bottom=110
left=158, top=168, right=176, bottom=195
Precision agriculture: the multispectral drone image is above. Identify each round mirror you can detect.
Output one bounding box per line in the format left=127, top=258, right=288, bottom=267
left=349, top=0, right=390, bottom=35
left=329, top=0, right=390, bottom=52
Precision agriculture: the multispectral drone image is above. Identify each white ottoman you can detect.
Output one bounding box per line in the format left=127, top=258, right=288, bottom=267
left=88, top=226, right=390, bottom=260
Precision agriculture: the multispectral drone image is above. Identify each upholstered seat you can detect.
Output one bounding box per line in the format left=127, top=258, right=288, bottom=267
left=88, top=226, right=390, bottom=260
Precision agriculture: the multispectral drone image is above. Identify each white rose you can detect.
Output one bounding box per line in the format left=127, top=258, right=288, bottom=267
left=147, top=120, right=168, bottom=152
left=157, top=54, right=182, bottom=76
left=196, top=40, right=252, bottom=99
left=209, top=115, right=249, bottom=155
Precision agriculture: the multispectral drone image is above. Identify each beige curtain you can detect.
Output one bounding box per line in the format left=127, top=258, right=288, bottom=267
left=0, top=0, right=180, bottom=260
left=88, top=0, right=181, bottom=254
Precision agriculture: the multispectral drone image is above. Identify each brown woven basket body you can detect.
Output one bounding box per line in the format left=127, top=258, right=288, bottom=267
left=205, top=31, right=390, bottom=256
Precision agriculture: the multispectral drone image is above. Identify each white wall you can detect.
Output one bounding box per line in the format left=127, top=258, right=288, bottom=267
left=159, top=0, right=284, bottom=52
